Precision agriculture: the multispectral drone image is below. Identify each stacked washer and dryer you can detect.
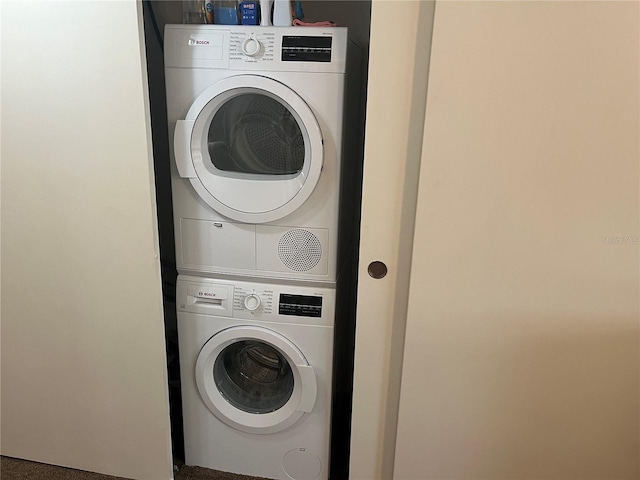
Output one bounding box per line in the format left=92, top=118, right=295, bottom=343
left=164, top=25, right=358, bottom=480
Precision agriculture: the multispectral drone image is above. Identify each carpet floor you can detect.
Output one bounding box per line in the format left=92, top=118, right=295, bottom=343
left=0, top=456, right=269, bottom=480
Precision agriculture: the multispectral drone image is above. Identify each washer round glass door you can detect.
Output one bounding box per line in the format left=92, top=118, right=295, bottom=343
left=175, top=76, right=324, bottom=224
left=195, top=325, right=317, bottom=434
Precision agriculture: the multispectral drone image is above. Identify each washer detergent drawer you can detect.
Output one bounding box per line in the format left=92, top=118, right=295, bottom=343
left=180, top=218, right=256, bottom=271
left=179, top=282, right=234, bottom=316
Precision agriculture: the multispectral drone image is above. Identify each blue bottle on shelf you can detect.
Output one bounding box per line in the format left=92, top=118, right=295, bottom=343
left=213, top=0, right=239, bottom=25
left=240, top=1, right=259, bottom=25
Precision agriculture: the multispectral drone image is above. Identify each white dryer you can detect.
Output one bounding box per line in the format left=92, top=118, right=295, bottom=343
left=177, top=275, right=334, bottom=479
left=164, top=25, right=355, bottom=283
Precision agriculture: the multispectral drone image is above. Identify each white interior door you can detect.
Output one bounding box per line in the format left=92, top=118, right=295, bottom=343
left=348, top=2, right=436, bottom=478
left=394, top=2, right=639, bottom=479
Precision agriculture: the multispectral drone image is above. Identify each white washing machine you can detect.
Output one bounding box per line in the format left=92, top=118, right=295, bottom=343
left=165, top=25, right=356, bottom=284
left=177, top=275, right=335, bottom=479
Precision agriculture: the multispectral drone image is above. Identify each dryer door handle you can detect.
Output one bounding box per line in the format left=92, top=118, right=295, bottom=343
left=174, top=120, right=197, bottom=178
left=296, top=365, right=317, bottom=413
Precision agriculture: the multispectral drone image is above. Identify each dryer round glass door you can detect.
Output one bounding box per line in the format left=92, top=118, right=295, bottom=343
left=195, top=325, right=318, bottom=434
left=174, top=75, right=324, bottom=224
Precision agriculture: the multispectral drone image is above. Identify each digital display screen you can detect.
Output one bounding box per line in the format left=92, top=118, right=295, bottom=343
left=282, top=36, right=332, bottom=62
left=279, top=294, right=323, bottom=317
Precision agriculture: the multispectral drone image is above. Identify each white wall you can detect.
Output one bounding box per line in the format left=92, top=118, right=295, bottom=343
left=1, top=2, right=173, bottom=479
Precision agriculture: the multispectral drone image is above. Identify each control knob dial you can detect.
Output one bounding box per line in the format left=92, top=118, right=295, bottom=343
left=243, top=293, right=261, bottom=311
left=241, top=36, right=262, bottom=57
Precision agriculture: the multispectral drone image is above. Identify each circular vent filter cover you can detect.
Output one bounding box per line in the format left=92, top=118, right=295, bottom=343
left=278, top=229, right=322, bottom=272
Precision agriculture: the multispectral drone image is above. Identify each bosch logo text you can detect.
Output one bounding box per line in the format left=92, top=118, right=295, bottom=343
left=199, top=291, right=217, bottom=297
left=189, top=39, right=210, bottom=45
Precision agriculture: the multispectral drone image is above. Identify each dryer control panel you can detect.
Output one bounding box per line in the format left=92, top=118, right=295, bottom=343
left=164, top=24, right=348, bottom=73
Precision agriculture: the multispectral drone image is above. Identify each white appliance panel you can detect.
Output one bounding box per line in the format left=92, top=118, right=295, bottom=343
left=165, top=25, right=352, bottom=283
left=177, top=275, right=335, bottom=479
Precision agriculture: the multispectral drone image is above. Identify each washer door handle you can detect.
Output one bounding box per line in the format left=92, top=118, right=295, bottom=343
left=174, top=120, right=196, bottom=178
left=296, top=364, right=317, bottom=413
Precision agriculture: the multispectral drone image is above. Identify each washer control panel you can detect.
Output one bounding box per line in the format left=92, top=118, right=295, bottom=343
left=178, top=276, right=335, bottom=326
left=176, top=275, right=336, bottom=325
